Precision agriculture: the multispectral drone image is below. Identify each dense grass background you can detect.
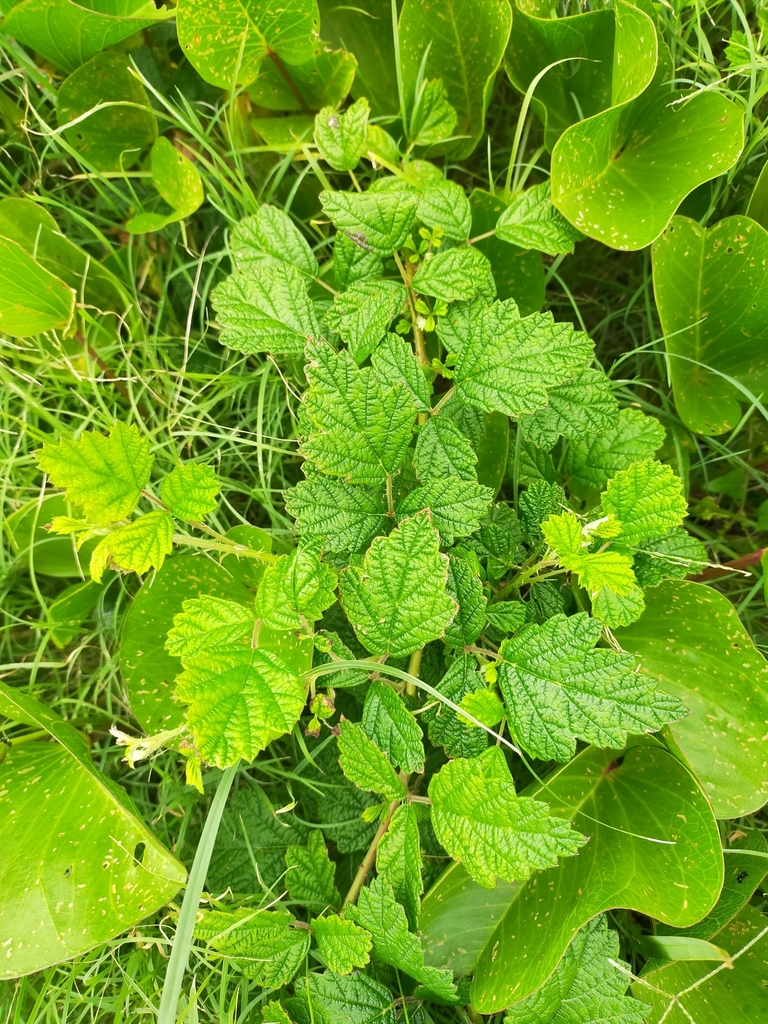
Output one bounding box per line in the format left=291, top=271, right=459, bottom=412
left=1, top=2, right=768, bottom=1020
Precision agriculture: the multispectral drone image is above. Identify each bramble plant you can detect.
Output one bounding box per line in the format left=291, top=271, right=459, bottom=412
left=2, top=2, right=768, bottom=1024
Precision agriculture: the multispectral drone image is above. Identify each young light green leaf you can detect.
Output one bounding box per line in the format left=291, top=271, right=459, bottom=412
left=160, top=463, right=220, bottom=521
left=175, top=645, right=307, bottom=768
left=397, top=477, right=493, bottom=540
left=320, top=189, right=418, bottom=255
left=89, top=510, right=173, bottom=583
left=418, top=180, right=472, bottom=240
left=255, top=545, right=338, bottom=631
left=413, top=415, right=478, bottom=483
left=423, top=656, right=489, bottom=758
left=307, top=971, right=397, bottom=1024
left=260, top=1001, right=294, bottom=1024
left=125, top=137, right=204, bottom=233
left=36, top=422, right=152, bottom=526
left=176, top=0, right=320, bottom=88
left=285, top=476, right=387, bottom=554
left=429, top=746, right=585, bottom=888
left=498, top=613, right=686, bottom=762
left=362, top=682, right=424, bottom=774
left=371, top=333, right=432, bottom=413
left=324, top=278, right=406, bottom=363
left=333, top=230, right=383, bottom=290
left=231, top=205, right=318, bottom=278
left=448, top=299, right=593, bottom=417
left=376, top=803, right=423, bottom=931
left=301, top=342, right=416, bottom=485
left=601, top=460, right=688, bottom=547
left=592, top=583, right=646, bottom=629
left=286, top=831, right=340, bottom=909
left=312, top=915, right=372, bottom=974
left=212, top=258, right=320, bottom=356
left=336, top=720, right=405, bottom=800
left=459, top=688, right=504, bottom=729
left=348, top=877, right=457, bottom=1000
left=444, top=556, right=487, bottom=648
left=519, top=367, right=619, bottom=451
left=340, top=513, right=457, bottom=657
left=409, top=78, right=458, bottom=146
left=566, top=408, right=665, bottom=491
left=411, top=246, right=493, bottom=302
left=195, top=908, right=309, bottom=986
left=505, top=915, right=650, bottom=1024
left=315, top=97, right=370, bottom=171
left=496, top=182, right=582, bottom=256
left=166, top=596, right=253, bottom=658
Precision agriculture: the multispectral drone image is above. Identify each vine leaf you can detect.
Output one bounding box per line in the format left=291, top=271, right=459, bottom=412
left=36, top=422, right=152, bottom=526
left=444, top=557, right=487, bottom=648
left=194, top=908, right=309, bottom=986
left=230, top=204, right=318, bottom=277
left=160, top=463, right=220, bottom=521
left=498, top=612, right=686, bottom=761
left=424, top=656, right=489, bottom=759
left=286, top=831, right=340, bottom=909
left=254, top=544, right=338, bottom=630
left=165, top=596, right=254, bottom=660
left=371, top=333, right=432, bottom=412
left=601, top=460, right=688, bottom=546
left=285, top=476, right=387, bottom=554
left=90, top=510, right=174, bottom=582
left=348, top=877, right=457, bottom=1001
left=408, top=77, right=458, bottom=147
left=320, top=189, right=418, bottom=254
left=312, top=915, right=372, bottom=974
left=301, top=342, right=416, bottom=485
left=496, top=182, right=582, bottom=256
left=504, top=915, right=650, bottom=1024
left=414, top=415, right=478, bottom=482
left=519, top=366, right=619, bottom=451
left=411, top=246, right=494, bottom=302
left=376, top=804, right=422, bottom=931
left=307, top=971, right=397, bottom=1024
left=397, top=476, right=494, bottom=540
left=324, top=278, right=406, bottom=363
left=362, top=681, right=424, bottom=774
left=175, top=644, right=307, bottom=768
left=566, top=408, right=665, bottom=492
left=336, top=720, right=405, bottom=800
left=340, top=513, right=457, bottom=657
left=315, top=97, right=370, bottom=171
left=428, top=746, right=585, bottom=888
left=418, top=180, right=472, bottom=240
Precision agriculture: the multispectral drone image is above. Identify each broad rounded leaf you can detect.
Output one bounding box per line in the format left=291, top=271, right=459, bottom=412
left=126, top=137, right=204, bottom=233
left=0, top=236, right=75, bottom=338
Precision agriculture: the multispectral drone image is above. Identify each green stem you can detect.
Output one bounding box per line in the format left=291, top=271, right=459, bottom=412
left=406, top=648, right=422, bottom=697
left=157, top=763, right=239, bottom=1024
left=343, top=800, right=398, bottom=906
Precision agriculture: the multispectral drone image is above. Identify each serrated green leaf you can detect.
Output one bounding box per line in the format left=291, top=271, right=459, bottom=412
left=195, top=907, right=309, bottom=985
left=505, top=915, right=649, bottom=1024
left=601, top=460, right=688, bottom=547
left=212, top=257, right=320, bottom=356
left=447, top=299, right=593, bottom=417
left=362, top=682, right=424, bottom=774
left=231, top=205, right=318, bottom=278
left=409, top=78, right=458, bottom=147
left=520, top=367, right=619, bottom=451
left=36, top=422, right=152, bottom=527
left=285, top=476, right=387, bottom=554
left=418, top=180, right=471, bottom=240
left=305, top=742, right=378, bottom=853
left=307, top=970, right=397, bottom=1024
left=313, top=630, right=369, bottom=689
left=633, top=529, right=707, bottom=587
left=166, top=596, right=253, bottom=658
left=498, top=613, right=685, bottom=762
left=413, top=415, right=478, bottom=483
left=90, top=510, right=173, bottom=583
left=591, top=583, right=646, bottom=628
left=176, top=0, right=320, bottom=88
left=566, top=408, right=665, bottom=492
left=260, top=1000, right=294, bottom=1024
left=411, top=246, right=493, bottom=302
left=175, top=644, right=307, bottom=768
left=160, top=463, right=220, bottom=521
left=371, top=333, right=432, bottom=413
left=397, top=477, right=493, bottom=540
left=429, top=746, right=585, bottom=888
left=255, top=544, right=337, bottom=631
left=444, top=556, right=487, bottom=648
left=315, top=97, right=370, bottom=171
left=424, top=656, right=489, bottom=758
left=324, top=279, right=406, bottom=363
left=313, top=915, right=372, bottom=974
left=484, top=601, right=526, bottom=637
left=376, top=803, right=422, bottom=931
left=333, top=230, right=383, bottom=290
left=459, top=689, right=504, bottom=728
left=301, top=342, right=416, bottom=485
left=321, top=189, right=418, bottom=255
left=465, top=504, right=522, bottom=566
left=348, top=877, right=457, bottom=1000
left=519, top=480, right=566, bottom=537
left=336, top=720, right=405, bottom=800
left=496, top=182, right=582, bottom=256
left=286, top=831, right=340, bottom=908
left=340, top=513, right=457, bottom=657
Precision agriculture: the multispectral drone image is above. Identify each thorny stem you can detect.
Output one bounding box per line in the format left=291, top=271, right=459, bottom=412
left=343, top=800, right=398, bottom=907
